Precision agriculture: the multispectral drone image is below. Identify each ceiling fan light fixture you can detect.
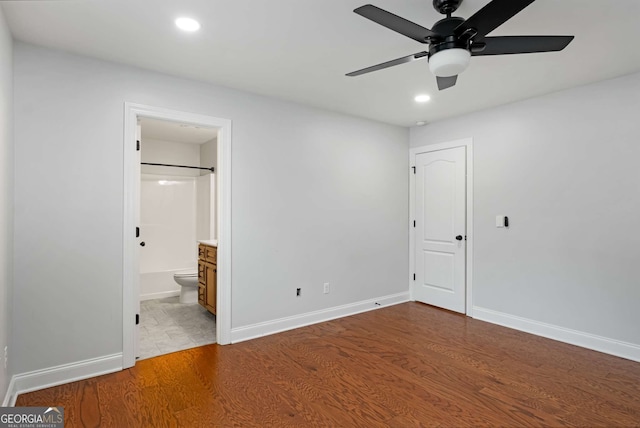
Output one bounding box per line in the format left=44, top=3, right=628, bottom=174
left=428, top=48, right=470, bottom=77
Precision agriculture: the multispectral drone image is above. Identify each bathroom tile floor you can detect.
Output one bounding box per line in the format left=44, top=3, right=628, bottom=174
left=138, top=296, right=216, bottom=360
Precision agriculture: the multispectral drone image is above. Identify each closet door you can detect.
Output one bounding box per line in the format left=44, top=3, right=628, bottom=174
left=413, top=146, right=466, bottom=313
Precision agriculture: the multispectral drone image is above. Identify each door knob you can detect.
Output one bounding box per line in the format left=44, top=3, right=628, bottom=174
left=140, top=241, right=146, bottom=247
left=455, top=235, right=463, bottom=241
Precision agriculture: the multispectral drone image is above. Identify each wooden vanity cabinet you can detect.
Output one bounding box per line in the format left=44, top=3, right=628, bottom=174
left=197, top=261, right=206, bottom=305
left=198, top=243, right=217, bottom=315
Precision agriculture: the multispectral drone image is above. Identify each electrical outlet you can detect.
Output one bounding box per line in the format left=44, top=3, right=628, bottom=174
left=296, top=288, right=301, bottom=297
left=323, top=282, right=330, bottom=294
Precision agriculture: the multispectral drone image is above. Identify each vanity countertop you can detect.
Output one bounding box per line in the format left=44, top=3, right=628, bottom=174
left=198, top=240, right=218, bottom=247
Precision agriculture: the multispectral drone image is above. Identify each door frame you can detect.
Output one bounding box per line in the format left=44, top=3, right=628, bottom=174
left=409, top=138, right=474, bottom=316
left=123, top=102, right=233, bottom=368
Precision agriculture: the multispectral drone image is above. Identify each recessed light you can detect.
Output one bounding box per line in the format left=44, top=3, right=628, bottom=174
left=416, top=121, right=427, bottom=126
left=414, top=94, right=431, bottom=103
left=175, top=17, right=201, bottom=32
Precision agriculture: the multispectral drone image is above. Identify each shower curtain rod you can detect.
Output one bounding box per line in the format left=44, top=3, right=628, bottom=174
left=141, top=162, right=214, bottom=173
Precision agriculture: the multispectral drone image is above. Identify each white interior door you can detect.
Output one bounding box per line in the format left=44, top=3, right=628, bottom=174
left=413, top=146, right=466, bottom=313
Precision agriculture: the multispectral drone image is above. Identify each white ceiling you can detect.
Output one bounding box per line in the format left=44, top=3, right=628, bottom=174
left=3, top=0, right=640, bottom=127
left=140, top=117, right=217, bottom=144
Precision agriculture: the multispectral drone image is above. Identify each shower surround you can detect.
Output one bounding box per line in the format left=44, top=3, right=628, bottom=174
left=139, top=173, right=213, bottom=300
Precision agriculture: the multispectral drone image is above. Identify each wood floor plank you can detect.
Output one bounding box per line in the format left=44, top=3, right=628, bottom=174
left=15, top=302, right=640, bottom=427
left=242, top=335, right=401, bottom=426
left=305, top=335, right=501, bottom=426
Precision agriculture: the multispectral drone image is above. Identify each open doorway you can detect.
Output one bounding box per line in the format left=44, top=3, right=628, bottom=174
left=123, top=103, right=232, bottom=368
left=137, top=118, right=218, bottom=360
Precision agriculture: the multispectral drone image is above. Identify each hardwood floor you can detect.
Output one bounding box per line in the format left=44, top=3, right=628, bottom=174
left=16, top=302, right=640, bottom=427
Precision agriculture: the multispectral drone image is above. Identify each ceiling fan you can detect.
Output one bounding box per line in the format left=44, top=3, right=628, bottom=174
left=346, top=0, right=574, bottom=90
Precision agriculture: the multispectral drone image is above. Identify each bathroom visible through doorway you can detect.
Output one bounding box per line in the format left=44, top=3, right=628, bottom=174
left=137, top=117, right=217, bottom=360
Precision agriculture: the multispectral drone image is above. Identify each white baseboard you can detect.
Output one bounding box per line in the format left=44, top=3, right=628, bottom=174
left=2, top=376, right=16, bottom=407
left=231, top=292, right=410, bottom=343
left=473, top=306, right=640, bottom=363
left=2, top=353, right=122, bottom=407
left=140, top=290, right=180, bottom=301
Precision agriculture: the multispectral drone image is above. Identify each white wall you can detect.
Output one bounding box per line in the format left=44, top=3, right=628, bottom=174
left=141, top=138, right=200, bottom=177
left=195, top=174, right=213, bottom=241
left=0, top=6, right=13, bottom=401
left=12, top=43, right=409, bottom=374
left=199, top=138, right=217, bottom=239
left=200, top=137, right=217, bottom=173
left=411, top=72, right=640, bottom=347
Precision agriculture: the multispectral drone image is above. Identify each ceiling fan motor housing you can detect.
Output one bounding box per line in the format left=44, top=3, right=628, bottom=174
left=430, top=17, right=466, bottom=42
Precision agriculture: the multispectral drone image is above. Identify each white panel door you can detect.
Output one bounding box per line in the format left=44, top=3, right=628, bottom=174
left=414, top=147, right=466, bottom=313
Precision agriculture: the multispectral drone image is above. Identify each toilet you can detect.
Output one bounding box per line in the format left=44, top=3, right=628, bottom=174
left=173, top=270, right=198, bottom=304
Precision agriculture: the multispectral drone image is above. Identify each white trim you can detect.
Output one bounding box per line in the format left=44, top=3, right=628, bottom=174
left=139, top=290, right=180, bottom=301
left=123, top=103, right=233, bottom=370
left=465, top=144, right=474, bottom=317
left=216, top=111, right=233, bottom=347
left=409, top=138, right=474, bottom=316
left=408, top=158, right=415, bottom=301
left=2, top=377, right=16, bottom=407
left=231, top=292, right=410, bottom=343
left=2, top=354, right=122, bottom=407
left=474, top=306, right=640, bottom=363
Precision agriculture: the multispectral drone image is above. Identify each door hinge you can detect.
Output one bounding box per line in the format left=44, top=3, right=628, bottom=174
left=411, top=166, right=416, bottom=174
left=413, top=220, right=416, bottom=228
left=465, top=235, right=467, bottom=241
left=135, top=314, right=139, bottom=325
left=413, top=273, right=416, bottom=281
left=136, top=140, right=140, bottom=151
left=136, top=227, right=140, bottom=238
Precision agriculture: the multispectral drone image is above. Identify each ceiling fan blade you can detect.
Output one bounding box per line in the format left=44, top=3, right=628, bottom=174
left=437, top=75, right=458, bottom=90
left=472, top=35, right=574, bottom=56
left=354, top=5, right=435, bottom=43
left=346, top=52, right=428, bottom=77
left=455, top=0, right=536, bottom=40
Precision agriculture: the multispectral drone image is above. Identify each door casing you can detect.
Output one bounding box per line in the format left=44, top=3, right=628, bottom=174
left=123, top=103, right=232, bottom=368
left=409, top=138, right=474, bottom=316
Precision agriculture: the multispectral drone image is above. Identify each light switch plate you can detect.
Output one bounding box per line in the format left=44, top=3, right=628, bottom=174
left=496, top=215, right=505, bottom=228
